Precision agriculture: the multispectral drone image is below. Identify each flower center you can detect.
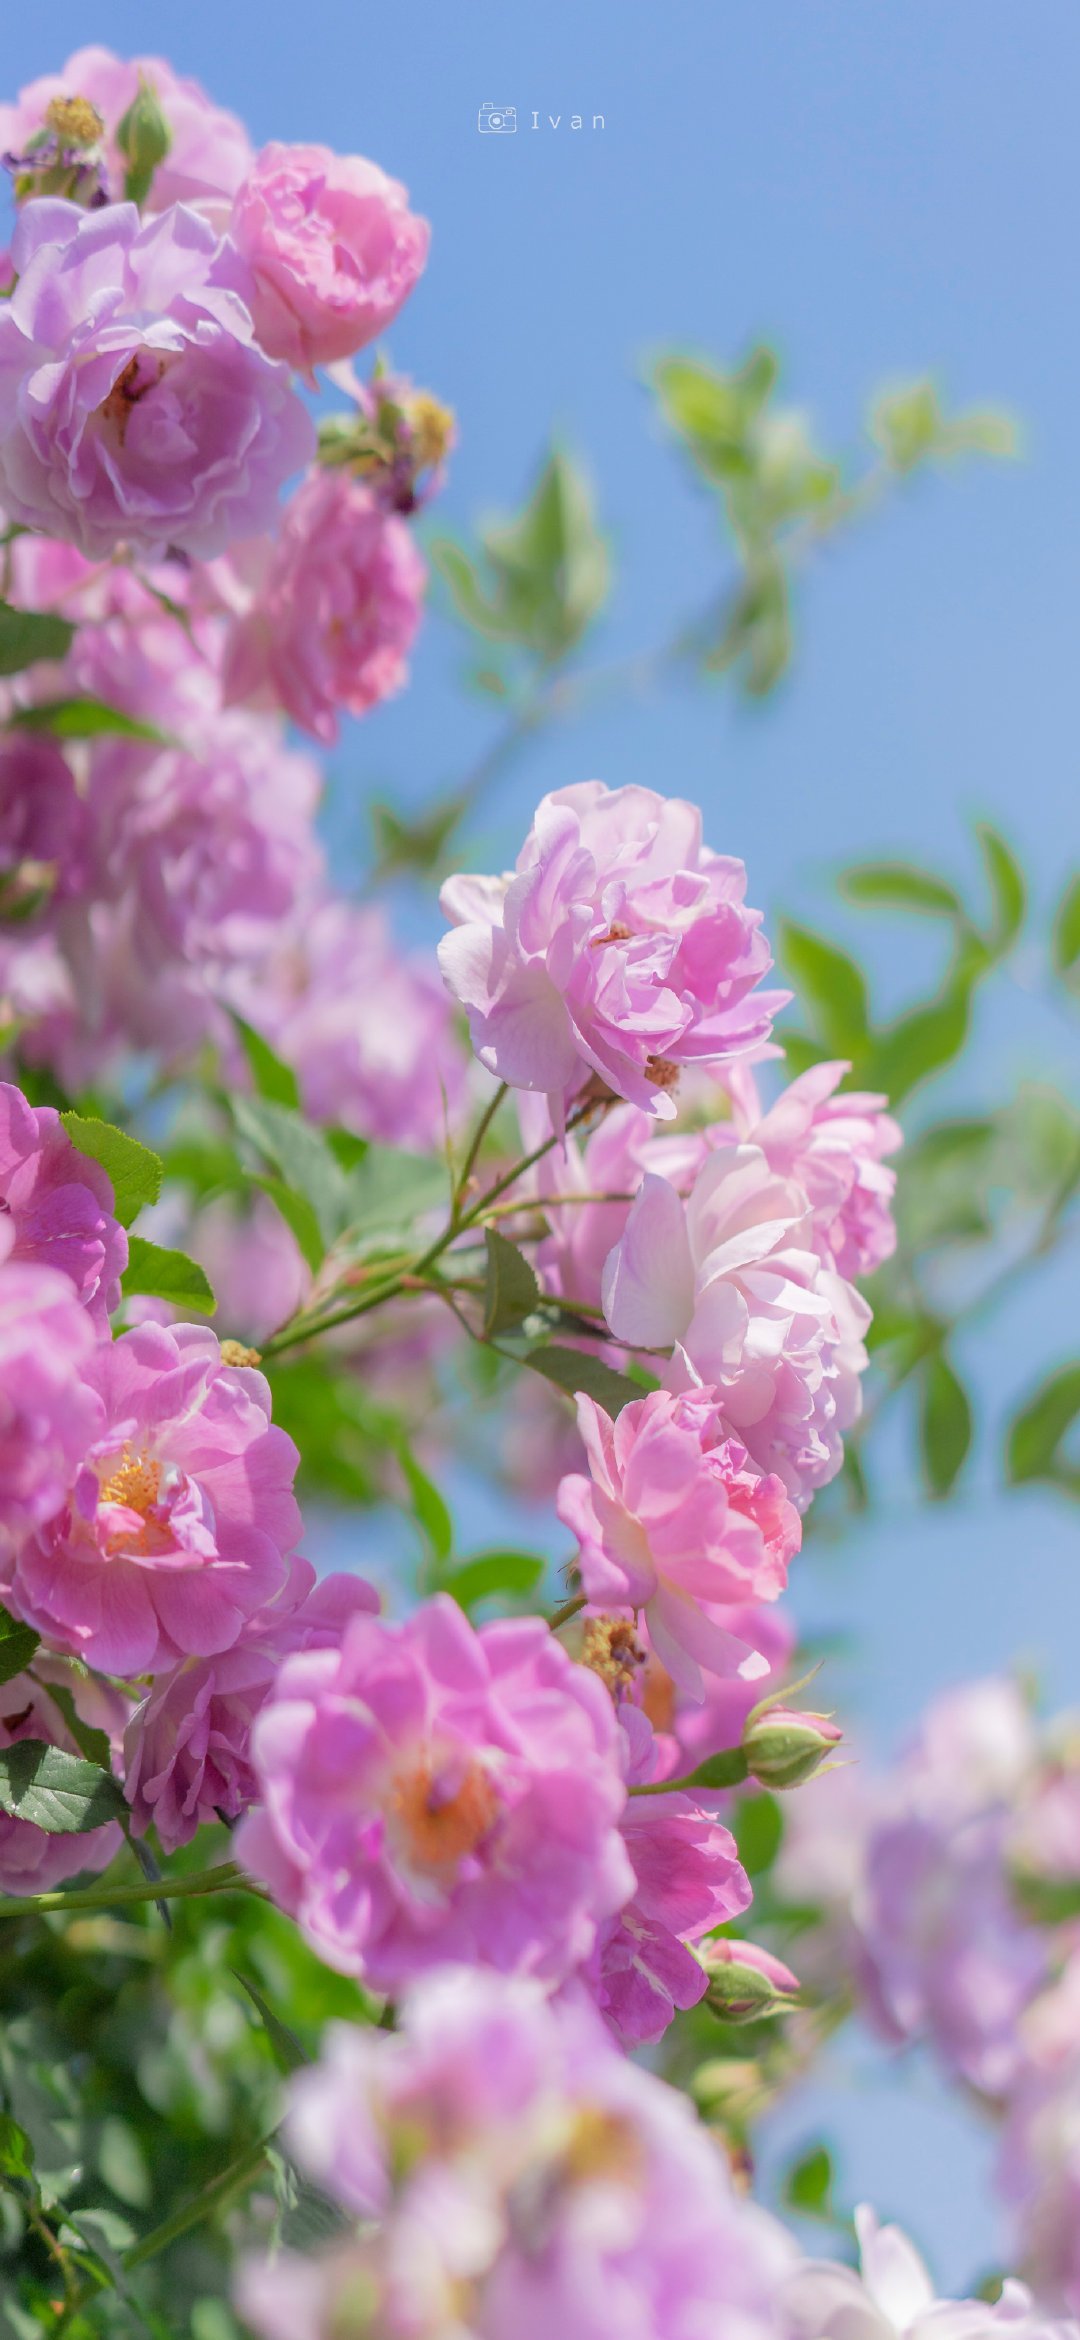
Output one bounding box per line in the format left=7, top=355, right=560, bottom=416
left=44, top=95, right=105, bottom=146
left=99, top=1448, right=161, bottom=1516
left=390, top=1754, right=499, bottom=1874
left=591, top=920, right=633, bottom=948
left=582, top=1615, right=646, bottom=1701
left=644, top=1053, right=680, bottom=1091
left=97, top=353, right=167, bottom=449
left=560, top=2107, right=642, bottom=2189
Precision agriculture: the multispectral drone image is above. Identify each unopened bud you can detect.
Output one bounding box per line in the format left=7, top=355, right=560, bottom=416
left=701, top=1940, right=800, bottom=2026
left=742, top=1703, right=842, bottom=1791
left=116, top=76, right=172, bottom=207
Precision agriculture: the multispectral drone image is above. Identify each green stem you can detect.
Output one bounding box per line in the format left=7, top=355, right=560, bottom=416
left=52, top=2133, right=276, bottom=2333
left=453, top=1079, right=509, bottom=1211
left=0, top=1859, right=251, bottom=1922
left=548, top=1593, right=585, bottom=1632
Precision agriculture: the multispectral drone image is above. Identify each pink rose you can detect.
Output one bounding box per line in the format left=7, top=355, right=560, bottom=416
left=0, top=47, right=252, bottom=220
left=230, top=142, right=430, bottom=374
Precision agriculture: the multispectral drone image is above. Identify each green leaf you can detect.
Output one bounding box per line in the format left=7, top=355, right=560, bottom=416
left=0, top=2114, right=35, bottom=2183
left=445, top=1551, right=546, bottom=1612
left=784, top=2143, right=834, bottom=2217
left=481, top=447, right=609, bottom=659
left=60, top=1113, right=163, bottom=1228
left=1052, top=874, right=1080, bottom=978
left=234, top=1973, right=308, bottom=2077
left=0, top=603, right=75, bottom=677
left=230, top=1014, right=300, bottom=1110
left=346, top=1144, right=448, bottom=1241
left=976, top=823, right=1026, bottom=952
left=429, top=539, right=506, bottom=639
left=10, top=695, right=166, bottom=742
left=35, top=1678, right=111, bottom=1771
left=1006, top=1363, right=1080, bottom=1496
left=122, top=1237, right=215, bottom=1315
left=522, top=1343, right=645, bottom=1418
left=231, top=1095, right=352, bottom=1247
left=397, top=1444, right=453, bottom=1566
left=734, top=1792, right=783, bottom=1876
left=839, top=861, right=962, bottom=917
left=778, top=922, right=868, bottom=1055
left=252, top=1175, right=325, bottom=1276
left=484, top=1229, right=541, bottom=1335
left=0, top=1741, right=125, bottom=1833
left=920, top=1351, right=973, bottom=1498
left=0, top=1603, right=39, bottom=1689
left=866, top=984, right=973, bottom=1105
left=652, top=347, right=778, bottom=484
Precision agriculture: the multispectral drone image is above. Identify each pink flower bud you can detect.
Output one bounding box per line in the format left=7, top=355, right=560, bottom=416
left=701, top=1939, right=800, bottom=2024
left=742, top=1703, right=843, bottom=1790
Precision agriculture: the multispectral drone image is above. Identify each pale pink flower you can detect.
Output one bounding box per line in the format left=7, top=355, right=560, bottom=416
left=557, top=1386, right=799, bottom=1697
left=5, top=1322, right=301, bottom=1677
left=0, top=732, right=88, bottom=902
left=230, top=142, right=429, bottom=374
left=726, top=1059, right=901, bottom=1279
left=784, top=2205, right=1075, bottom=2340
left=237, top=1594, right=633, bottom=1990
left=439, top=783, right=784, bottom=1123
left=0, top=1244, right=99, bottom=1555
left=602, top=1143, right=869, bottom=1506
left=0, top=199, right=313, bottom=561
left=0, top=47, right=253, bottom=220
left=222, top=470, right=425, bottom=742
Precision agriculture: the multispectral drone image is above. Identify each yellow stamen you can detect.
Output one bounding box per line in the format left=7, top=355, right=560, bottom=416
left=391, top=1755, right=498, bottom=1873
left=407, top=393, right=455, bottom=468
left=581, top=1615, right=645, bottom=1700
left=99, top=1449, right=161, bottom=1516
left=220, top=1339, right=262, bottom=1369
left=561, top=2107, right=642, bottom=2188
left=45, top=95, right=105, bottom=146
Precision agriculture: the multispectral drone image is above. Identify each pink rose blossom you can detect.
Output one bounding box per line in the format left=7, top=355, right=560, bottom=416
left=124, top=1559, right=377, bottom=1852
left=635, top=1598, right=797, bottom=1780
left=260, top=898, right=466, bottom=1149
left=229, top=142, right=430, bottom=374
left=0, top=199, right=313, bottom=561
left=0, top=48, right=253, bottom=220
left=237, top=1594, right=633, bottom=1990
left=0, top=732, right=88, bottom=903
left=602, top=1143, right=870, bottom=1506
left=223, top=470, right=425, bottom=742
left=0, top=1664, right=124, bottom=1896
left=558, top=1387, right=800, bottom=1698
left=5, top=1321, right=300, bottom=1677
left=237, top=1966, right=793, bottom=2340
left=0, top=1080, right=127, bottom=1328
left=726, top=1059, right=901, bottom=1279
left=439, top=783, right=784, bottom=1124
left=0, top=1246, right=99, bottom=1554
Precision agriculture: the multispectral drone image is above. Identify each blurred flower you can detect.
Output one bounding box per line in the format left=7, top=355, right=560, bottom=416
left=0, top=1243, right=99, bottom=1555
left=0, top=46, right=252, bottom=219
left=0, top=1078, right=126, bottom=1328
left=783, top=2204, right=1075, bottom=2340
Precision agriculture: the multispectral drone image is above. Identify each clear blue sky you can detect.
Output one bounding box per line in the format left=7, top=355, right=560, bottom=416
left=6, top=0, right=1079, bottom=2289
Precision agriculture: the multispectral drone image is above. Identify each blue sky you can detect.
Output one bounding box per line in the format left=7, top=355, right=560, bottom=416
left=6, top=0, right=1080, bottom=2288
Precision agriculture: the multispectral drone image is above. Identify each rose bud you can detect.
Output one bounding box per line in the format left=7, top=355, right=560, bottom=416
left=742, top=1703, right=842, bottom=1791
left=701, top=1940, right=800, bottom=2026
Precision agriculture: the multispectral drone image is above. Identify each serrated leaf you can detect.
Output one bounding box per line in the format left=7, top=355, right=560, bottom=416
left=522, top=1343, right=645, bottom=1418
left=1006, top=1363, right=1080, bottom=1495
left=232, top=1095, right=352, bottom=1246
left=445, top=1551, right=546, bottom=1611
left=11, top=695, right=166, bottom=742
left=483, top=1229, right=541, bottom=1335
left=779, top=922, right=868, bottom=1054
left=122, top=1237, right=215, bottom=1315
left=60, top=1113, right=163, bottom=1228
left=0, top=1603, right=39, bottom=1689
left=0, top=1741, right=125, bottom=1833
left=976, top=822, right=1026, bottom=953
left=234, top=1973, right=308, bottom=2076
left=839, top=861, right=962, bottom=917
left=1052, top=874, right=1080, bottom=978
left=230, top=1013, right=300, bottom=1109
left=0, top=602, right=75, bottom=676
left=920, top=1351, right=972, bottom=1497
left=252, top=1175, right=325, bottom=1275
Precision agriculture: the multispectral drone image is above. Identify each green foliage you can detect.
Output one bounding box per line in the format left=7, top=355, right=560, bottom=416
left=1006, top=1364, right=1080, bottom=1498
left=919, top=1350, right=973, bottom=1498
left=230, top=1016, right=301, bottom=1111
left=869, top=377, right=1017, bottom=471
left=0, top=1743, right=125, bottom=1834
left=783, top=2142, right=835, bottom=2218
left=60, top=1115, right=164, bottom=1229
left=0, top=603, right=75, bottom=675
left=122, top=1238, right=216, bottom=1316
left=520, top=1342, right=645, bottom=1417
left=10, top=697, right=166, bottom=742
left=443, top=1551, right=547, bottom=1612
left=483, top=1230, right=541, bottom=1335
left=1053, top=873, right=1080, bottom=979
left=430, top=447, right=609, bottom=662
left=0, top=1604, right=40, bottom=1689
left=116, top=73, right=172, bottom=207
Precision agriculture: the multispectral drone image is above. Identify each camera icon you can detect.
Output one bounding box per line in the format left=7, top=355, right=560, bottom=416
left=478, top=102, right=517, bottom=134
